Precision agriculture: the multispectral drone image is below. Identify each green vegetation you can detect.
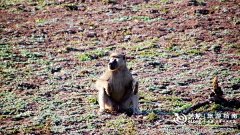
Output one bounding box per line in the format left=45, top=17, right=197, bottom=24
left=132, top=16, right=150, bottom=21
left=105, top=118, right=137, bottom=134
left=76, top=53, right=92, bottom=61
left=35, top=19, right=47, bottom=24
left=146, top=112, right=158, bottom=121
left=188, top=49, right=202, bottom=55
left=211, top=104, right=224, bottom=111
left=102, top=0, right=117, bottom=4
left=0, top=0, right=239, bottom=134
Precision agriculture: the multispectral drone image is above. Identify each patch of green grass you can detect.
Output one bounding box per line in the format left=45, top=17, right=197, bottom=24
left=0, top=45, right=15, bottom=60
left=0, top=24, right=4, bottom=30
left=0, top=115, right=4, bottom=121
left=229, top=43, right=240, bottom=49
left=2, top=0, right=30, bottom=7
left=131, top=38, right=142, bottom=43
left=139, top=90, right=157, bottom=102
left=35, top=19, right=47, bottom=24
left=146, top=112, right=158, bottom=121
left=22, top=124, right=45, bottom=134
left=132, top=16, right=150, bottom=21
left=132, top=5, right=142, bottom=12
left=233, top=16, right=239, bottom=25
left=161, top=0, right=170, bottom=3
left=159, top=96, right=183, bottom=102
left=132, top=38, right=159, bottom=52
left=132, top=15, right=164, bottom=23
left=211, top=104, right=224, bottom=111
left=160, top=89, right=172, bottom=94
left=89, top=49, right=106, bottom=58
left=105, top=118, right=137, bottom=134
left=70, top=40, right=81, bottom=45
left=2, top=128, right=21, bottom=134
left=187, top=49, right=202, bottom=55
left=14, top=111, right=34, bottom=120
left=222, top=29, right=231, bottom=36
left=0, top=1, right=6, bottom=7
left=132, top=43, right=145, bottom=51
left=88, top=96, right=98, bottom=104
left=162, top=8, right=167, bottom=13
left=0, top=44, right=13, bottom=50
left=173, top=103, right=192, bottom=113
left=211, top=6, right=220, bottom=10
left=140, top=49, right=158, bottom=57
left=102, top=0, right=117, bottom=4
left=110, top=16, right=132, bottom=22
left=85, top=41, right=96, bottom=46
left=145, top=3, right=162, bottom=8
left=35, top=59, right=50, bottom=65
left=193, top=84, right=204, bottom=91
left=196, top=104, right=210, bottom=112
left=76, top=53, right=92, bottom=61
left=21, top=50, right=44, bottom=59
left=0, top=92, right=29, bottom=115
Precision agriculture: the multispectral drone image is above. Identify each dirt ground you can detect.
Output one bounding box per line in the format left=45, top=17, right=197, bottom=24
left=0, top=0, right=239, bottom=134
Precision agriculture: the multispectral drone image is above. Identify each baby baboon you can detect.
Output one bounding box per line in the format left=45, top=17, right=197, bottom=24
left=96, top=53, right=141, bottom=115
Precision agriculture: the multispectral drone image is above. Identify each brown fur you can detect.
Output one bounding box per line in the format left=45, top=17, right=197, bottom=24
left=212, top=76, right=223, bottom=96
left=96, top=53, right=141, bottom=114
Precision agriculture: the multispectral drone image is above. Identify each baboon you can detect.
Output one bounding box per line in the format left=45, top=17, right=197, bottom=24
left=96, top=53, right=141, bottom=115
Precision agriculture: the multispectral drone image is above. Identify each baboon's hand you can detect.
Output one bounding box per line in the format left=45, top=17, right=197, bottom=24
left=104, top=82, right=111, bottom=96
left=133, top=81, right=138, bottom=95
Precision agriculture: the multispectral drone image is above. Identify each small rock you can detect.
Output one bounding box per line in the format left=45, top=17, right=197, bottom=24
left=64, top=5, right=78, bottom=11
left=232, top=84, right=240, bottom=90
left=195, top=9, right=209, bottom=15
left=124, top=35, right=131, bottom=41
left=150, top=9, right=159, bottom=13
left=187, top=0, right=198, bottom=6
left=68, top=28, right=77, bottom=34
left=176, top=81, right=187, bottom=86
left=51, top=66, right=62, bottom=74
left=86, top=32, right=96, bottom=38
left=182, top=97, right=192, bottom=101
left=148, top=61, right=164, bottom=68
left=212, top=45, right=221, bottom=54
left=182, top=64, right=189, bottom=67
left=17, top=83, right=39, bottom=90
left=158, top=85, right=167, bottom=89
left=78, top=27, right=84, bottom=32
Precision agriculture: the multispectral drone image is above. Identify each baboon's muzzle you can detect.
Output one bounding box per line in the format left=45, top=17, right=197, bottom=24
left=108, top=59, right=118, bottom=70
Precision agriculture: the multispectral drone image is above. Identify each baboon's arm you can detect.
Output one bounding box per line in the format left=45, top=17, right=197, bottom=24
left=96, top=79, right=111, bottom=96
left=132, top=80, right=138, bottom=95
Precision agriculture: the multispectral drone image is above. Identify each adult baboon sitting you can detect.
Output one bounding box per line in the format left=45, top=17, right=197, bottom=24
left=96, top=53, right=141, bottom=115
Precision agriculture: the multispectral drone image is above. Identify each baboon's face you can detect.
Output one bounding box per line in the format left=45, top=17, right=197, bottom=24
left=108, top=53, right=126, bottom=71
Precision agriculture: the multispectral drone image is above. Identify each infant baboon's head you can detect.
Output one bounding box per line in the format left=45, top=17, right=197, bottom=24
left=108, top=53, right=126, bottom=71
